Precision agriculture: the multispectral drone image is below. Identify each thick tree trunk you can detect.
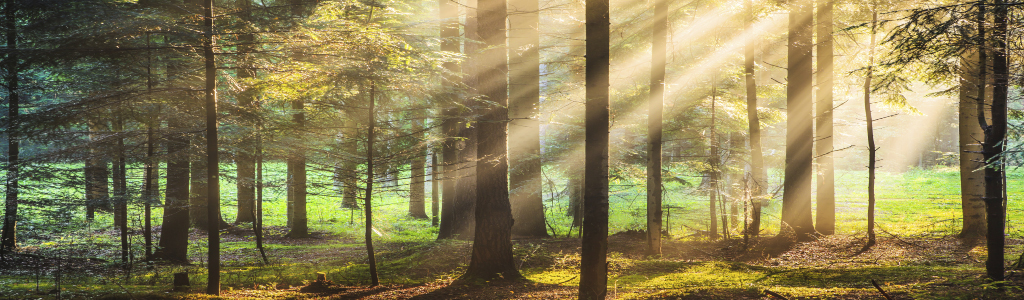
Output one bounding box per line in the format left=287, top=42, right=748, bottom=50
left=508, top=0, right=548, bottom=238
left=781, top=0, right=816, bottom=240
left=958, top=50, right=987, bottom=241
left=646, top=0, right=667, bottom=255
left=461, top=0, right=522, bottom=281
left=579, top=0, right=610, bottom=295
left=410, top=149, right=428, bottom=218
left=191, top=153, right=211, bottom=229
left=288, top=101, right=308, bottom=237
left=449, top=0, right=480, bottom=240
left=744, top=0, right=766, bottom=237
left=85, top=121, right=110, bottom=221
left=2, top=0, right=20, bottom=250
left=814, top=0, right=835, bottom=235
left=158, top=120, right=190, bottom=264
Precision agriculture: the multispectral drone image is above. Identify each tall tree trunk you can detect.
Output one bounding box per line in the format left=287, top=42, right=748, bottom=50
left=862, top=8, right=878, bottom=251
left=983, top=0, right=1008, bottom=281
left=432, top=151, right=440, bottom=226
left=85, top=121, right=110, bottom=221
left=364, top=82, right=380, bottom=286
left=451, top=0, right=480, bottom=240
left=729, top=132, right=744, bottom=232
left=202, top=0, right=221, bottom=294
left=287, top=104, right=308, bottom=237
left=159, top=120, right=190, bottom=263
left=744, top=0, right=766, bottom=237
left=646, top=0, right=667, bottom=255
left=958, top=50, right=986, bottom=241
left=234, top=0, right=256, bottom=223
left=409, top=136, right=428, bottom=219
left=709, top=84, right=719, bottom=241
left=113, top=117, right=129, bottom=265
left=580, top=0, right=610, bottom=294
left=814, top=0, right=835, bottom=235
left=2, top=0, right=20, bottom=251
left=191, top=151, right=210, bottom=229
left=508, top=0, right=547, bottom=238
left=144, top=122, right=156, bottom=261
left=781, top=0, right=816, bottom=240
left=340, top=118, right=359, bottom=209
left=437, top=0, right=463, bottom=239
left=461, top=0, right=522, bottom=281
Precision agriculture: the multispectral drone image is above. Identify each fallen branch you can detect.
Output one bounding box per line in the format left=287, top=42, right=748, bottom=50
left=764, top=289, right=789, bottom=300
left=871, top=279, right=894, bottom=300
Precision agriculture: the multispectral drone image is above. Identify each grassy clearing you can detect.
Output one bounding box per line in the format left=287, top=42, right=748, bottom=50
left=2, top=165, right=1024, bottom=299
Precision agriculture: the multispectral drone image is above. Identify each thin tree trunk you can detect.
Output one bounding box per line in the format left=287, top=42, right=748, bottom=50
left=202, top=0, right=220, bottom=293
left=509, top=0, right=548, bottom=238
left=709, top=83, right=719, bottom=241
left=579, top=0, right=610, bottom=294
left=744, top=0, right=765, bottom=237
left=364, top=82, right=380, bottom=286
left=983, top=0, right=1009, bottom=281
left=255, top=130, right=268, bottom=264
left=862, top=8, right=878, bottom=251
left=781, top=0, right=816, bottom=240
left=114, top=117, right=129, bottom=265
left=815, top=0, right=836, bottom=235
left=1, top=0, right=18, bottom=251
left=144, top=122, right=156, bottom=261
left=646, top=0, right=667, bottom=255
left=432, top=151, right=440, bottom=226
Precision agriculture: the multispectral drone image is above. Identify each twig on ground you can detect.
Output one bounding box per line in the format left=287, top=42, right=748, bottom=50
left=871, top=279, right=894, bottom=300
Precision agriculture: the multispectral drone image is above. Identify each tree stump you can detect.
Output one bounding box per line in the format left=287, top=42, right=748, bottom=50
left=172, top=272, right=189, bottom=292
left=315, top=272, right=327, bottom=283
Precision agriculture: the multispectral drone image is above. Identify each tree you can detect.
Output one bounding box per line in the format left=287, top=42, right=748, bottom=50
left=743, top=0, right=766, bottom=237
left=436, top=0, right=461, bottom=240
left=781, top=0, right=816, bottom=240
left=958, top=49, right=986, bottom=241
left=461, top=0, right=522, bottom=281
left=202, top=0, right=221, bottom=294
left=233, top=0, right=257, bottom=225
left=862, top=7, right=879, bottom=251
left=1, top=0, right=20, bottom=251
left=158, top=118, right=190, bottom=264
left=364, top=82, right=380, bottom=286
left=508, top=0, right=547, bottom=238
left=579, top=0, right=610, bottom=296
left=981, top=0, right=1009, bottom=281
left=409, top=135, right=428, bottom=219
left=646, top=0, right=667, bottom=255
left=814, top=0, right=835, bottom=235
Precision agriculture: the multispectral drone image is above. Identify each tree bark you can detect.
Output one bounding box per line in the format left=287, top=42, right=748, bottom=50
left=85, top=121, right=110, bottom=221
left=437, top=0, right=461, bottom=240
left=982, top=0, right=1008, bottom=281
left=202, top=0, right=221, bottom=293
left=781, top=0, right=816, bottom=240
left=709, top=84, right=719, bottom=241
left=958, top=50, right=986, bottom=241
left=580, top=0, right=610, bottom=294
left=432, top=151, right=440, bottom=226
left=364, top=83, right=380, bottom=286
left=158, top=120, right=190, bottom=264
left=461, top=0, right=522, bottom=281
left=113, top=117, right=129, bottom=265
left=862, top=8, right=878, bottom=250
left=234, top=0, right=256, bottom=223
left=2, top=0, right=20, bottom=251
left=744, top=0, right=766, bottom=237
left=646, top=0, right=667, bottom=255
left=410, top=138, right=428, bottom=219
left=814, top=0, right=835, bottom=235
left=508, top=0, right=547, bottom=238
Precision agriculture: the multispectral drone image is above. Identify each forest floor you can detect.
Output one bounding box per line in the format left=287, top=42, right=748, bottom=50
left=3, top=227, right=1024, bottom=299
